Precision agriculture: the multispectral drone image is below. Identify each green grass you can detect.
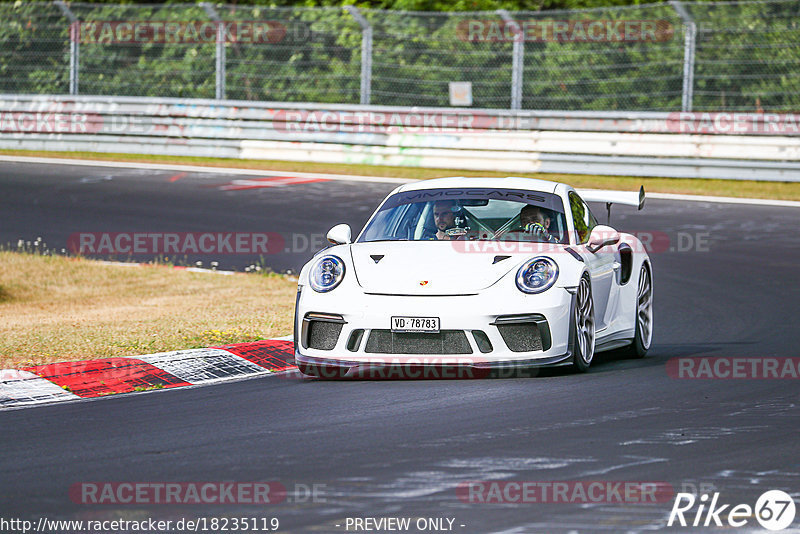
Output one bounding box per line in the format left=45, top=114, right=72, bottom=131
left=3, top=149, right=800, bottom=201
left=0, top=250, right=296, bottom=368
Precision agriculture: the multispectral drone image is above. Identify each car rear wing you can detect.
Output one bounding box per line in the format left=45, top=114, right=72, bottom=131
left=576, top=186, right=645, bottom=210
left=575, top=186, right=645, bottom=224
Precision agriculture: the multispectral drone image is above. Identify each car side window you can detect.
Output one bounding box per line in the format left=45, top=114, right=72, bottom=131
left=568, top=192, right=598, bottom=244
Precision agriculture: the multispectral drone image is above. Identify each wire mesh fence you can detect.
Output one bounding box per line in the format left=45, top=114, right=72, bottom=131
left=687, top=0, right=800, bottom=112
left=0, top=1, right=798, bottom=111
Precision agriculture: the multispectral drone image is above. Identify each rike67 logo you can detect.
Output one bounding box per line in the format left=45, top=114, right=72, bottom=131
left=668, top=490, right=796, bottom=530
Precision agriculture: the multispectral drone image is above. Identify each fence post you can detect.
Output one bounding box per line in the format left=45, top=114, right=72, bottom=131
left=54, top=1, right=79, bottom=96
left=670, top=0, right=696, bottom=112
left=497, top=10, right=523, bottom=110
left=201, top=3, right=226, bottom=100
left=345, top=6, right=372, bottom=105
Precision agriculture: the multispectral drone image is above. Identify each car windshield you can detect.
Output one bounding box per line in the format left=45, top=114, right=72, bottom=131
left=358, top=188, right=568, bottom=244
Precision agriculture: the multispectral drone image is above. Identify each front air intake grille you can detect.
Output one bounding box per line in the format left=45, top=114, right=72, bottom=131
left=365, top=330, right=473, bottom=354
left=496, top=323, right=544, bottom=352
left=307, top=321, right=343, bottom=351
left=471, top=330, right=493, bottom=353
left=493, top=314, right=552, bottom=352
left=347, top=329, right=365, bottom=352
left=303, top=313, right=345, bottom=351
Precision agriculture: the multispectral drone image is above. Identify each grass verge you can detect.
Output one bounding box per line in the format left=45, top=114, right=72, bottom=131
left=0, top=251, right=296, bottom=368
left=2, top=149, right=800, bottom=201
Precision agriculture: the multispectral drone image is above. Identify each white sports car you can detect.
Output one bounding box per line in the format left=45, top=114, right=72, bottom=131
left=294, top=177, right=653, bottom=377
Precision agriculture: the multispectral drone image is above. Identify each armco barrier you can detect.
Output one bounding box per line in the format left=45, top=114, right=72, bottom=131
left=1, top=95, right=800, bottom=181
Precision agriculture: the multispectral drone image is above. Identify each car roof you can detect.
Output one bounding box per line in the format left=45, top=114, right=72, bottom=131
left=396, top=176, right=562, bottom=194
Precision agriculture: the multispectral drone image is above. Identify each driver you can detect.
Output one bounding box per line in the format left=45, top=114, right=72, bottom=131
left=520, top=205, right=558, bottom=243
left=432, top=200, right=459, bottom=240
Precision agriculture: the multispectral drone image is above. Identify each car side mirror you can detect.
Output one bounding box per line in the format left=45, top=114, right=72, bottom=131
left=326, top=223, right=352, bottom=245
left=587, top=225, right=620, bottom=253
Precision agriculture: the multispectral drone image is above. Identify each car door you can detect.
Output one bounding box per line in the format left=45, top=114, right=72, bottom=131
left=569, top=191, right=617, bottom=331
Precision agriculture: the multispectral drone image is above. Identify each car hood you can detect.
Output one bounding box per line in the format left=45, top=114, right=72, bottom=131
left=349, top=241, right=563, bottom=295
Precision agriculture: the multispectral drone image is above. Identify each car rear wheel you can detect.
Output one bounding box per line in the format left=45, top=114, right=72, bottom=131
left=624, top=264, right=653, bottom=358
left=571, top=275, right=596, bottom=372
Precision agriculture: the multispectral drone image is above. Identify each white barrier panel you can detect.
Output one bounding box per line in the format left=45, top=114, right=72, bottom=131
left=2, top=94, right=800, bottom=181
left=239, top=139, right=543, bottom=173
left=2, top=126, right=800, bottom=161
left=3, top=134, right=800, bottom=181
left=380, top=131, right=800, bottom=161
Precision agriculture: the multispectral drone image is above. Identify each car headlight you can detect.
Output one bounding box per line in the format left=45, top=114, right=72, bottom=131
left=309, top=255, right=345, bottom=292
left=516, top=257, right=558, bottom=294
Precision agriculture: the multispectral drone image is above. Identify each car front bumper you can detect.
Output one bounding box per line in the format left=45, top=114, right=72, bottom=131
left=294, top=285, right=576, bottom=371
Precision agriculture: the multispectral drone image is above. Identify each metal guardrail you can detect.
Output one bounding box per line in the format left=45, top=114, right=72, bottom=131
left=1, top=95, right=799, bottom=181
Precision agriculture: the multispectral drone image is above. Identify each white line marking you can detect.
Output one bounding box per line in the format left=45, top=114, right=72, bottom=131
left=93, top=260, right=238, bottom=276
left=577, top=455, right=668, bottom=477
left=2, top=154, right=798, bottom=207
left=0, top=155, right=410, bottom=184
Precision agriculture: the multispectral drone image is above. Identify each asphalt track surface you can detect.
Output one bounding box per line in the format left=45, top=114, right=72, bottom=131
left=1, top=161, right=799, bottom=533
left=0, top=161, right=399, bottom=272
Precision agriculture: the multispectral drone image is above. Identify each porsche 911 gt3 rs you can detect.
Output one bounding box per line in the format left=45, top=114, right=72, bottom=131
left=294, top=177, right=653, bottom=377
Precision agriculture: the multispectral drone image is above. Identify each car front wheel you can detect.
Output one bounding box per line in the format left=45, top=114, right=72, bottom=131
left=571, top=275, right=596, bottom=372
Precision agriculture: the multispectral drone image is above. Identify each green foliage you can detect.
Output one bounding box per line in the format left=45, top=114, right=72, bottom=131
left=0, top=1, right=798, bottom=111
left=0, top=2, right=70, bottom=94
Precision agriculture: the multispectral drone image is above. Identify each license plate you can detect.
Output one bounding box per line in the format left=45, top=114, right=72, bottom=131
left=391, top=316, right=440, bottom=333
